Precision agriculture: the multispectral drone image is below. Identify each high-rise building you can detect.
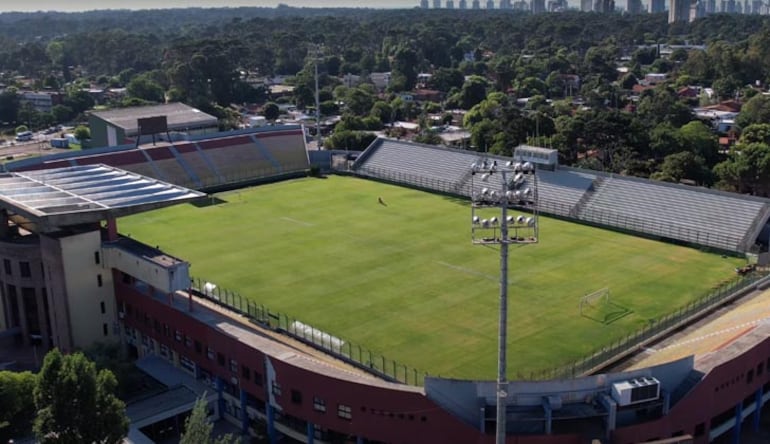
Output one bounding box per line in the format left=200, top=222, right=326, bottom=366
left=751, top=0, right=762, bottom=13
left=500, top=0, right=512, bottom=8
left=594, top=0, right=614, bottom=12
left=433, top=0, right=442, bottom=8
left=581, top=0, right=594, bottom=10
left=473, top=0, right=481, bottom=7
left=532, top=0, right=547, bottom=12
left=669, top=0, right=691, bottom=22
left=459, top=0, right=468, bottom=8
left=420, top=0, right=430, bottom=8
left=705, top=0, right=717, bottom=13
left=487, top=0, right=496, bottom=8
left=447, top=0, right=455, bottom=7
left=628, top=0, right=644, bottom=13
left=650, top=0, right=666, bottom=12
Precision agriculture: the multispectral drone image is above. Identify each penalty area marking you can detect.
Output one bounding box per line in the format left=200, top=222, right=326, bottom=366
left=280, top=216, right=315, bottom=227
left=435, top=261, right=497, bottom=282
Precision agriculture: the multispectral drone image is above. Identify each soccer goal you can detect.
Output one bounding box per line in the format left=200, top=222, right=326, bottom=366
left=579, top=287, right=610, bottom=316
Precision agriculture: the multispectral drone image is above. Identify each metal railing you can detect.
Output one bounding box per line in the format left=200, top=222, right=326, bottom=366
left=189, top=277, right=426, bottom=386
left=348, top=165, right=743, bottom=253
left=524, top=270, right=769, bottom=381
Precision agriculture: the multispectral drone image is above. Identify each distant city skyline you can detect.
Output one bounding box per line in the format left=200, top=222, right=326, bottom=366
left=2, top=1, right=419, bottom=13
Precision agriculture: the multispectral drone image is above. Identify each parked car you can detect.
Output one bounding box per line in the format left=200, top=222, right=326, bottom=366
left=15, top=131, right=33, bottom=142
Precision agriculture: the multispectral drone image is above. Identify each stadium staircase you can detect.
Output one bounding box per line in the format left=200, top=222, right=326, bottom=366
left=168, top=144, right=203, bottom=188
left=249, top=134, right=283, bottom=173
left=571, top=176, right=606, bottom=218
left=740, top=203, right=770, bottom=252
left=139, top=149, right=167, bottom=182
left=669, top=369, right=704, bottom=406
left=192, top=142, right=225, bottom=184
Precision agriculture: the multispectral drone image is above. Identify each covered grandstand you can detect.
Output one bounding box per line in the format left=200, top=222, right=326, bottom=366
left=352, top=138, right=770, bottom=253
left=4, top=126, right=311, bottom=192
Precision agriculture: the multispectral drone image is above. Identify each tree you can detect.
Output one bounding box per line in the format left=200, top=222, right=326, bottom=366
left=34, top=349, right=128, bottom=444
left=651, top=151, right=710, bottom=185
left=714, top=142, right=770, bottom=194
left=74, top=125, right=91, bottom=142
left=127, top=73, right=166, bottom=103
left=180, top=395, right=239, bottom=444
left=263, top=102, right=280, bottom=122
left=0, top=371, right=36, bottom=442
left=736, top=94, right=770, bottom=129
left=739, top=123, right=770, bottom=145
left=677, top=121, right=720, bottom=166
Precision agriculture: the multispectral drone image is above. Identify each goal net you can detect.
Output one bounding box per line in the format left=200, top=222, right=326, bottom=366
left=579, top=287, right=610, bottom=316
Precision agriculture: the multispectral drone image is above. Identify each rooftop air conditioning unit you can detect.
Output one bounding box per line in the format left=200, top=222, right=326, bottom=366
left=611, top=376, right=660, bottom=406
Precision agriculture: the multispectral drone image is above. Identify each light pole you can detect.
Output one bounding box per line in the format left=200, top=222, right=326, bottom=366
left=470, top=159, right=538, bottom=444
left=309, top=44, right=324, bottom=150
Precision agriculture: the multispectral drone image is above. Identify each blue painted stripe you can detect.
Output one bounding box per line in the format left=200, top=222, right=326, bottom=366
left=168, top=144, right=202, bottom=188
left=249, top=135, right=282, bottom=172
left=193, top=142, right=224, bottom=184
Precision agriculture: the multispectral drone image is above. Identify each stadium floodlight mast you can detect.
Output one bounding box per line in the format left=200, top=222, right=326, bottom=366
left=469, top=158, right=539, bottom=444
left=309, top=43, right=324, bottom=149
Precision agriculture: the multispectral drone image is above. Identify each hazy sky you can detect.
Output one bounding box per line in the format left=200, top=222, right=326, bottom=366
left=1, top=1, right=420, bottom=12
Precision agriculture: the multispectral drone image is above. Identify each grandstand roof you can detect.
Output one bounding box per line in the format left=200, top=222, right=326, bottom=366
left=90, top=103, right=218, bottom=133
left=0, top=164, right=204, bottom=232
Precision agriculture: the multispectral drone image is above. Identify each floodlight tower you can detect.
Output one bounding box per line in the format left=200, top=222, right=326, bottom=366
left=309, top=43, right=324, bottom=149
left=469, top=159, right=539, bottom=444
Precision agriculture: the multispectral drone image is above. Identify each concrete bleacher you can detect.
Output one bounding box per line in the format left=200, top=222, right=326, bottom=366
left=352, top=138, right=770, bottom=252
left=354, top=139, right=482, bottom=193
left=257, top=133, right=311, bottom=172
left=9, top=126, right=310, bottom=191
left=578, top=175, right=769, bottom=251
left=200, top=141, right=276, bottom=183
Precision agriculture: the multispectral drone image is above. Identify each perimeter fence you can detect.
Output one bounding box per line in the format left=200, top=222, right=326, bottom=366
left=189, top=277, right=426, bottom=386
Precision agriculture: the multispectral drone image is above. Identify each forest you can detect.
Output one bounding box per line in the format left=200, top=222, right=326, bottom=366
left=2, top=7, right=770, bottom=193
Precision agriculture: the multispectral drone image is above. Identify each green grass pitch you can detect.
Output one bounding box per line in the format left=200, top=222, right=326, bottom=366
left=119, top=176, right=744, bottom=380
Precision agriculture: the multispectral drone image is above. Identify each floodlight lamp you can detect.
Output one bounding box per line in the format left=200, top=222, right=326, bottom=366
left=522, top=161, right=533, bottom=172
left=481, top=173, right=491, bottom=182
left=526, top=217, right=535, bottom=227
left=524, top=187, right=532, bottom=196
left=481, top=219, right=490, bottom=227
left=490, top=217, right=499, bottom=225
left=513, top=162, right=522, bottom=172
left=514, top=173, right=524, bottom=184
left=471, top=161, right=478, bottom=170
left=514, top=190, right=522, bottom=200
left=516, top=215, right=525, bottom=224
left=481, top=187, right=490, bottom=196
left=505, top=190, right=516, bottom=200
left=506, top=215, right=515, bottom=224
left=472, top=215, right=480, bottom=224
left=506, top=160, right=513, bottom=167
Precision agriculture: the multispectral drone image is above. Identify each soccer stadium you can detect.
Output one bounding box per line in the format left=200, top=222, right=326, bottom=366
left=2, top=121, right=770, bottom=444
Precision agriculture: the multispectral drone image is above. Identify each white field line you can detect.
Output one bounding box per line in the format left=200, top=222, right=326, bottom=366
left=280, top=216, right=315, bottom=227
left=435, top=261, right=498, bottom=282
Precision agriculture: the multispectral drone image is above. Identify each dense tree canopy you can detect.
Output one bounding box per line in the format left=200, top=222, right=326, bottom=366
left=33, top=349, right=128, bottom=444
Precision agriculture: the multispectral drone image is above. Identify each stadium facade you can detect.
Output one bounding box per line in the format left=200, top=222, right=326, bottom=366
left=2, top=126, right=770, bottom=443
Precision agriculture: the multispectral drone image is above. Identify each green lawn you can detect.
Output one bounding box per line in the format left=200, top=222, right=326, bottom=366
left=119, top=176, right=744, bottom=380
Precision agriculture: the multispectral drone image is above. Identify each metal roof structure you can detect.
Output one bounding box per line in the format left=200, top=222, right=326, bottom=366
left=0, top=164, right=205, bottom=232
left=90, top=102, right=218, bottom=133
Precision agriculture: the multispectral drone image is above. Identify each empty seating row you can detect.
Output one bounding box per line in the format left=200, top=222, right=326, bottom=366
left=353, top=138, right=770, bottom=252
left=579, top=177, right=766, bottom=251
